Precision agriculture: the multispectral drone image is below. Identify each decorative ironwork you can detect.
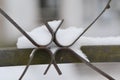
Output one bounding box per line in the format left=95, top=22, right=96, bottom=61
left=0, top=0, right=115, bottom=80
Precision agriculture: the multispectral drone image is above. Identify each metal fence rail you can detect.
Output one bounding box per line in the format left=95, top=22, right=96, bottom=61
left=0, top=45, right=120, bottom=67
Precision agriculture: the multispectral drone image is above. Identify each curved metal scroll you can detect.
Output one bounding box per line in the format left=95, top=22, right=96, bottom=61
left=0, top=8, right=62, bottom=80
left=44, top=0, right=115, bottom=80
left=0, top=8, right=53, bottom=47
left=53, top=0, right=111, bottom=47
left=0, top=0, right=115, bottom=80
left=19, top=48, right=61, bottom=80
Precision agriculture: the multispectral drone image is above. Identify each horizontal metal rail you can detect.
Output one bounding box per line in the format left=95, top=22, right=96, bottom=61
left=0, top=45, right=120, bottom=67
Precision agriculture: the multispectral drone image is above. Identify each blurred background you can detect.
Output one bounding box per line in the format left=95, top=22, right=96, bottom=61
left=0, top=0, right=120, bottom=47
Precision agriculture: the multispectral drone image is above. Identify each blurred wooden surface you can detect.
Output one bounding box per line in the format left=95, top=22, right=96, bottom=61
left=0, top=45, right=120, bottom=67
